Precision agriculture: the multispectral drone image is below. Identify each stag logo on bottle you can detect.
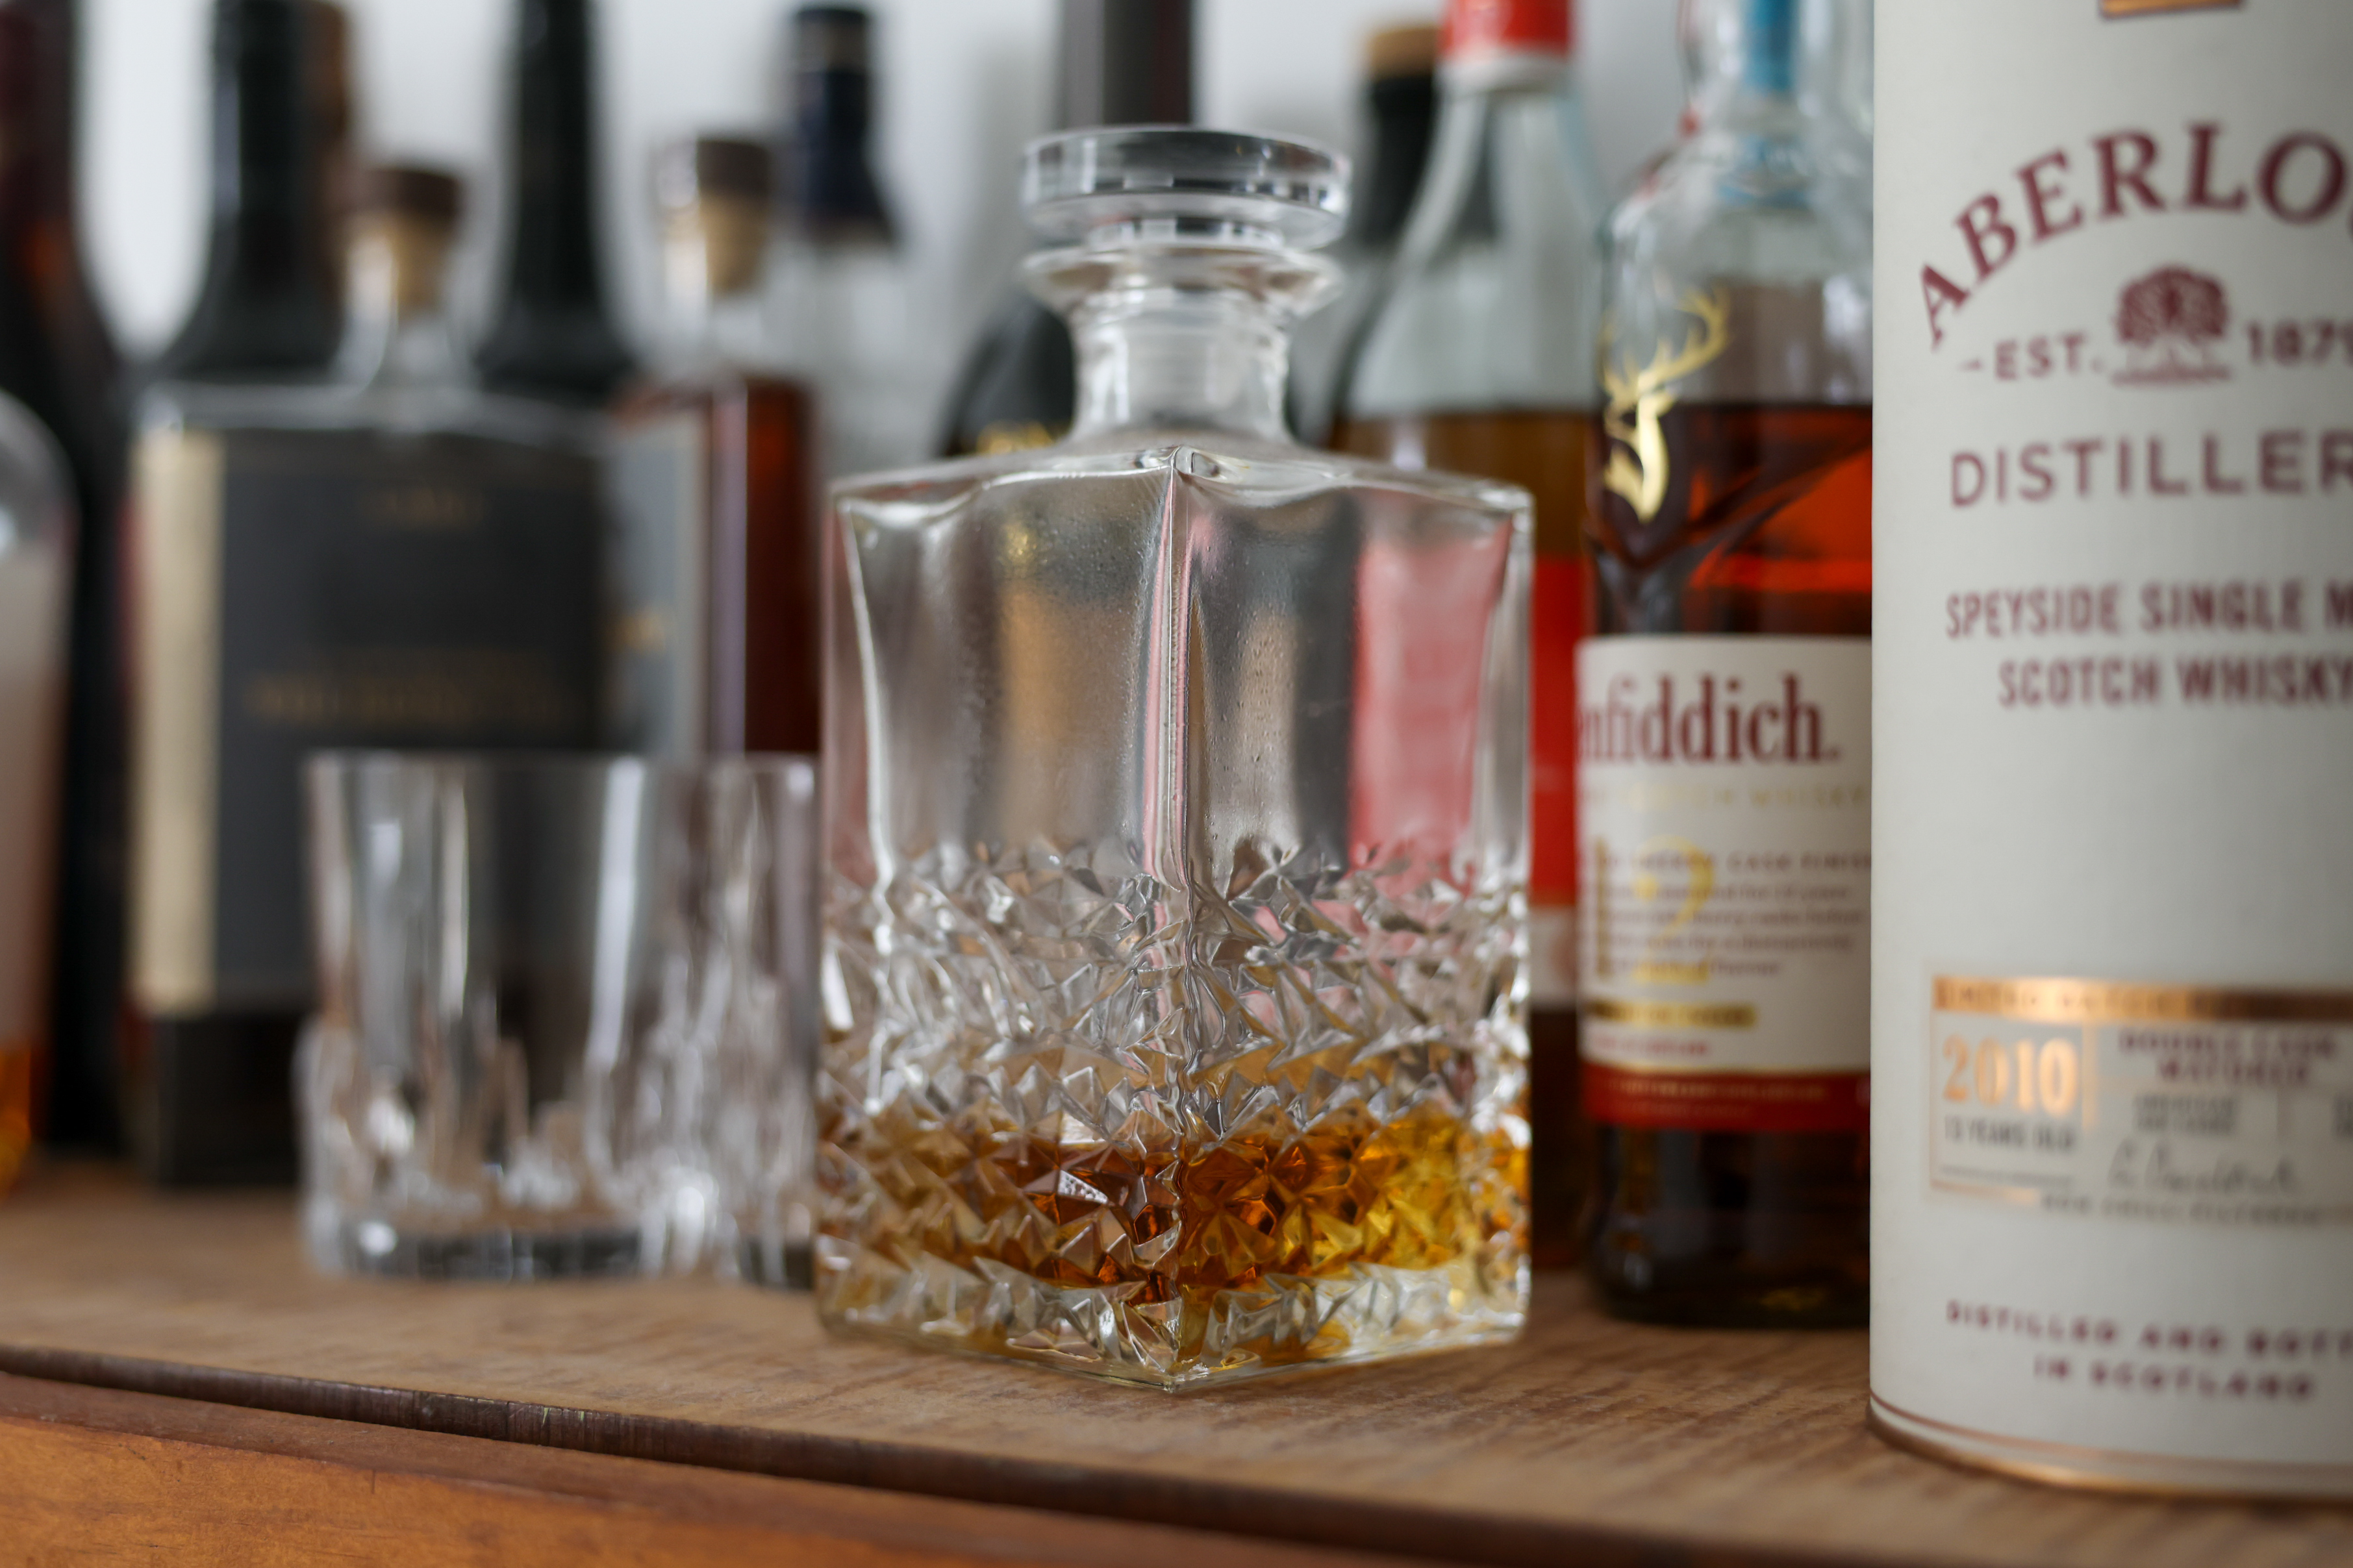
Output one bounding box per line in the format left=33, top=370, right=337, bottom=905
left=2115, top=265, right=2232, bottom=384
left=1579, top=671, right=1837, bottom=767
left=2101, top=0, right=2238, bottom=16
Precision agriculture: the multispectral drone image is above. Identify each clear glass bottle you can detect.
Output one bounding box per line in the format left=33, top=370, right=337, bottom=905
left=610, top=136, right=821, bottom=758
left=1579, top=0, right=1872, bottom=1326
left=772, top=4, right=918, bottom=480
left=820, top=129, right=1532, bottom=1387
left=1329, top=0, right=1606, bottom=1269
left=127, top=166, right=607, bottom=1186
left=0, top=388, right=71, bottom=1197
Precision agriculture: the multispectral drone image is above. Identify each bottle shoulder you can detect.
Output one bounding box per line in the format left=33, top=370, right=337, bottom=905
left=833, top=429, right=1531, bottom=527
left=135, top=375, right=603, bottom=456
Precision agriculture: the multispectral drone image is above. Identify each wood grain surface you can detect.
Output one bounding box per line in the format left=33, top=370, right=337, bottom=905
left=0, top=1373, right=1389, bottom=1567
left=0, top=1164, right=2347, bottom=1568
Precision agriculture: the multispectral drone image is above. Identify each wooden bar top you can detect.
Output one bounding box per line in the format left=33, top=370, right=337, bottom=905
left=0, top=1164, right=2345, bottom=1567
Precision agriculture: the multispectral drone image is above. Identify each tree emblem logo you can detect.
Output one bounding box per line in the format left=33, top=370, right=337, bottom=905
left=2113, top=265, right=2231, bottom=386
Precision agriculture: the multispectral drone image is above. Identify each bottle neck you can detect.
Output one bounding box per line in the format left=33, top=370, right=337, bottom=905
left=657, top=206, right=773, bottom=368
left=1402, top=53, right=1592, bottom=257
left=337, top=218, right=460, bottom=389
left=1356, top=71, right=1437, bottom=249
left=1035, top=240, right=1335, bottom=442
left=788, top=66, right=891, bottom=241
left=1685, top=0, right=1808, bottom=131
left=168, top=0, right=339, bottom=376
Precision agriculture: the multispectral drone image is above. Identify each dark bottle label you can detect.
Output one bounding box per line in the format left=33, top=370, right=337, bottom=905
left=132, top=423, right=604, bottom=1015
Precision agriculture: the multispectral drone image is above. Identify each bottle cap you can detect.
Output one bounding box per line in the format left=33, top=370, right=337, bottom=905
left=653, top=135, right=774, bottom=212
left=1440, top=0, right=1572, bottom=61
left=355, top=164, right=463, bottom=228
left=1366, top=23, right=1441, bottom=81
left=1023, top=126, right=1348, bottom=249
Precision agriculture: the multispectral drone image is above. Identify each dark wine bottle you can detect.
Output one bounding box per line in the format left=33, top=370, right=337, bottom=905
left=123, top=0, right=349, bottom=1186
left=0, top=0, right=126, bottom=1151
left=933, top=0, right=1191, bottom=458
left=475, top=0, right=634, bottom=405
left=155, top=0, right=342, bottom=380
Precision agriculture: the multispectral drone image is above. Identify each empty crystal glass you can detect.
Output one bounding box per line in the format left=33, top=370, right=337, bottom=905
left=300, top=753, right=818, bottom=1280
left=820, top=128, right=1533, bottom=1385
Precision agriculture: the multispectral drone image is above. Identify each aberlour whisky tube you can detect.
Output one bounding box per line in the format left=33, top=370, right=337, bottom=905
left=1871, top=0, right=2352, bottom=1497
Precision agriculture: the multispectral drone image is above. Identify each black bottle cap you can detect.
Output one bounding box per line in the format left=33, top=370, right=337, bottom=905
left=1056, top=0, right=1193, bottom=130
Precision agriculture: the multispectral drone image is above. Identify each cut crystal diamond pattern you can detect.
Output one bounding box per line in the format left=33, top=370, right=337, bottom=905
left=818, top=835, right=1528, bottom=1387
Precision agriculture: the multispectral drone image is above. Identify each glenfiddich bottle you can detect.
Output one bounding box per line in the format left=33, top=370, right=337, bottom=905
left=0, top=0, right=127, bottom=1152
left=933, top=0, right=1192, bottom=458
left=1330, top=0, right=1605, bottom=1267
left=128, top=167, right=606, bottom=1185
left=610, top=137, right=820, bottom=757
left=1580, top=0, right=1872, bottom=1325
left=1872, top=0, right=2352, bottom=1497
left=475, top=0, right=634, bottom=405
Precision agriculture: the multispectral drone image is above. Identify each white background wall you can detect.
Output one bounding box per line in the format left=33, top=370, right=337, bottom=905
left=82, top=0, right=1683, bottom=399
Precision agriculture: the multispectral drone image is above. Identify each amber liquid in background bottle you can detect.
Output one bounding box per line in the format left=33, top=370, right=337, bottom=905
left=0, top=0, right=127, bottom=1159
left=1583, top=401, right=1871, bottom=1325
left=1332, top=410, right=1588, bottom=1267
left=612, top=375, right=821, bottom=754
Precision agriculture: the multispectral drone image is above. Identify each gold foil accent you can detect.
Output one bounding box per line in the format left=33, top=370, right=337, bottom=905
left=1587, top=997, right=1757, bottom=1030
left=1869, top=1395, right=2353, bottom=1502
left=130, top=430, right=225, bottom=1015
left=1600, top=288, right=1730, bottom=523
left=1931, top=975, right=2353, bottom=1025
left=2101, top=0, right=2239, bottom=16
left=974, top=420, right=1062, bottom=456
left=351, top=213, right=453, bottom=317
left=668, top=195, right=768, bottom=299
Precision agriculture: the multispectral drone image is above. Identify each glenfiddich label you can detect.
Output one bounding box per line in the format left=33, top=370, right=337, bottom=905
left=1874, top=0, right=2353, bottom=1495
left=131, top=425, right=604, bottom=1015
left=1577, top=636, right=1869, bottom=1133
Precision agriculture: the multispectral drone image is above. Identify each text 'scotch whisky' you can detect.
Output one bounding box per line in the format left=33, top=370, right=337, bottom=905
left=1871, top=0, right=2353, bottom=1498
left=821, top=128, right=1531, bottom=1387
left=1580, top=0, right=1874, bottom=1326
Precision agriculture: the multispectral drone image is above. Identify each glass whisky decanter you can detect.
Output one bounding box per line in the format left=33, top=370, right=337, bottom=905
left=819, top=129, right=1532, bottom=1386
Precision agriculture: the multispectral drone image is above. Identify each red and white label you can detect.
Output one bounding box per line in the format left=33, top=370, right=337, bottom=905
left=1576, top=635, right=1870, bottom=1132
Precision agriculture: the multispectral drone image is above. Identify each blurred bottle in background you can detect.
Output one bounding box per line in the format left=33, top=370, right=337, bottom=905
left=475, top=0, right=635, bottom=405
left=120, top=0, right=345, bottom=1185
left=154, top=0, right=344, bottom=381
left=127, top=158, right=608, bottom=1186
left=1329, top=0, right=1605, bottom=1267
left=1579, top=0, right=1871, bottom=1327
left=774, top=4, right=916, bottom=479
left=0, top=391, right=73, bottom=1197
left=0, top=0, right=126, bottom=1156
left=932, top=0, right=1192, bottom=458
left=1286, top=21, right=1437, bottom=448
left=610, top=136, right=820, bottom=758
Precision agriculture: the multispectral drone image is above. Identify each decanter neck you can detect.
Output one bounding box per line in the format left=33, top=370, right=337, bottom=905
left=1031, top=238, right=1337, bottom=441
